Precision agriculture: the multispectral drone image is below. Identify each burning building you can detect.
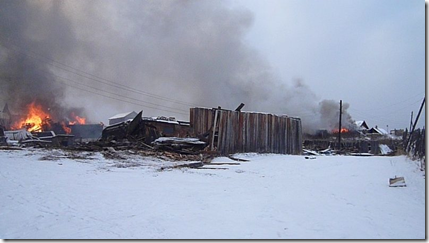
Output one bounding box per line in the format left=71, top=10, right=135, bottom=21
left=0, top=99, right=103, bottom=145
left=9, top=101, right=87, bottom=135
left=102, top=107, right=303, bottom=156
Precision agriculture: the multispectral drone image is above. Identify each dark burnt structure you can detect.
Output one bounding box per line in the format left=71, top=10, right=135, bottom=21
left=102, top=111, right=193, bottom=145
left=102, top=107, right=303, bottom=155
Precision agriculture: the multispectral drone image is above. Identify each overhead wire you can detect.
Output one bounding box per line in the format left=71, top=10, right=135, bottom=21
left=1, top=41, right=201, bottom=108
left=349, top=96, right=424, bottom=118
left=348, top=97, right=425, bottom=127
left=47, top=71, right=190, bottom=114
left=2, top=39, right=424, bottom=122
left=2, top=75, right=189, bottom=116
left=51, top=75, right=190, bottom=115
left=350, top=92, right=424, bottom=112
left=55, top=79, right=189, bottom=116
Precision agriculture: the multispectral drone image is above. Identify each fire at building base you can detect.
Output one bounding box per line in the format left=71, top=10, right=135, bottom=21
left=0, top=101, right=404, bottom=163
left=0, top=102, right=306, bottom=163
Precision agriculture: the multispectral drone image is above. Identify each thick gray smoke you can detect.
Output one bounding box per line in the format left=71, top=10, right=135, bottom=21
left=0, top=0, right=355, bottom=133
left=0, top=0, right=86, bottom=122
left=319, top=100, right=356, bottom=132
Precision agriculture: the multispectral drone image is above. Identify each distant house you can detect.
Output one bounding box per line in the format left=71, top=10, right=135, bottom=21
left=355, top=120, right=369, bottom=131
left=108, top=111, right=138, bottom=125
left=367, top=126, right=389, bottom=136
left=390, top=129, right=404, bottom=137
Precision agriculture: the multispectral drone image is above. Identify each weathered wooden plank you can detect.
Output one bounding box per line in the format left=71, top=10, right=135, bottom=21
left=217, top=110, right=224, bottom=152
left=221, top=110, right=228, bottom=154
left=210, top=109, right=219, bottom=151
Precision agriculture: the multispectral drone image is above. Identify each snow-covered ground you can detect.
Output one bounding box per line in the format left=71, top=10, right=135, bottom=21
left=0, top=148, right=425, bottom=239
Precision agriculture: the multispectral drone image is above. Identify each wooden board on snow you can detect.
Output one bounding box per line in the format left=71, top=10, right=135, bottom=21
left=389, top=176, right=406, bottom=187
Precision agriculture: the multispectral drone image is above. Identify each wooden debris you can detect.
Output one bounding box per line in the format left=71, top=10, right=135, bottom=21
left=227, top=156, right=250, bottom=162
left=0, top=146, right=23, bottom=150
left=389, top=176, right=406, bottom=187
left=194, top=167, right=229, bottom=170
left=205, top=162, right=241, bottom=165
left=152, top=137, right=206, bottom=154
left=159, top=161, right=204, bottom=171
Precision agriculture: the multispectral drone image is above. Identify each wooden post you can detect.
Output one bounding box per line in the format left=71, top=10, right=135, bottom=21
left=406, top=97, right=425, bottom=152
left=409, top=111, right=413, bottom=132
left=235, top=103, right=245, bottom=112
left=338, top=100, right=342, bottom=151
left=211, top=109, right=219, bottom=151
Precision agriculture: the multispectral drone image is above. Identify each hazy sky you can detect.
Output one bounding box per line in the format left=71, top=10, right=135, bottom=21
left=0, top=0, right=425, bottom=132
left=231, top=0, right=425, bottom=130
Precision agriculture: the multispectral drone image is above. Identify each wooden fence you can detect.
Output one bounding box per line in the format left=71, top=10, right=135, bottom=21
left=190, top=107, right=302, bottom=155
left=403, top=128, right=425, bottom=170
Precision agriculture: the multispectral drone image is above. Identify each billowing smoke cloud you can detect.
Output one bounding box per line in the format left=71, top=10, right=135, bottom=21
left=319, top=100, right=356, bottom=132
left=0, top=0, right=355, bottom=133
left=0, top=0, right=86, bottom=122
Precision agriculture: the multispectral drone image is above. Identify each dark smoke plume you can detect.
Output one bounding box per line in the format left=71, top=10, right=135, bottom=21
left=0, top=0, right=355, bottom=133
left=0, top=0, right=86, bottom=122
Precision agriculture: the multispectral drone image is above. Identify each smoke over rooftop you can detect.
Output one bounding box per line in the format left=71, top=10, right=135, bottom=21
left=0, top=0, right=355, bottom=133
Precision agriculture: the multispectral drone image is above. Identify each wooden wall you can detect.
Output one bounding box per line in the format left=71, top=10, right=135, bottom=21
left=190, top=107, right=302, bottom=155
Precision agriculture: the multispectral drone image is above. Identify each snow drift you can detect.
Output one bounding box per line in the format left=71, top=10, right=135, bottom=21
left=0, top=149, right=424, bottom=239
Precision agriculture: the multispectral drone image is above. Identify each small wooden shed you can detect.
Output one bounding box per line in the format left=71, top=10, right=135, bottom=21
left=190, top=107, right=302, bottom=155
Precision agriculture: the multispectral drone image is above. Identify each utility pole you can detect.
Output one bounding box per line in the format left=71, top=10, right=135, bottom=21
left=338, top=100, right=342, bottom=152
left=406, top=97, right=425, bottom=152
left=409, top=111, right=413, bottom=132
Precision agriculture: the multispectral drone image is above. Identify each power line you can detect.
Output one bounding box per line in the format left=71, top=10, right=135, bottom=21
left=349, top=92, right=424, bottom=113
left=48, top=71, right=189, bottom=113
left=1, top=75, right=189, bottom=116
left=348, top=95, right=424, bottom=117
left=57, top=79, right=189, bottom=116
left=1, top=41, right=201, bottom=108
left=348, top=97, right=426, bottom=129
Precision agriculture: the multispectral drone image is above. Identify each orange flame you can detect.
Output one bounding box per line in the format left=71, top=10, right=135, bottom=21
left=68, top=112, right=86, bottom=125
left=12, top=102, right=51, bottom=132
left=333, top=128, right=349, bottom=133
left=69, top=115, right=86, bottom=125
left=65, top=114, right=86, bottom=134
left=61, top=122, right=72, bottom=134
left=11, top=103, right=87, bottom=134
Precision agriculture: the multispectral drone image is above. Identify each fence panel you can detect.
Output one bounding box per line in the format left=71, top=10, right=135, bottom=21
left=190, top=107, right=302, bottom=155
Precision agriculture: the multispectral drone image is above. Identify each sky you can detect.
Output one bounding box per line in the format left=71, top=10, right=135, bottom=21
left=231, top=0, right=425, bottom=130
left=0, top=0, right=425, bottom=132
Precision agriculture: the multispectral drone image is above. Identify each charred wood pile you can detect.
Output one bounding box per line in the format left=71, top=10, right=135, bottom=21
left=98, top=145, right=207, bottom=162
left=152, top=137, right=207, bottom=154
left=101, top=111, right=194, bottom=145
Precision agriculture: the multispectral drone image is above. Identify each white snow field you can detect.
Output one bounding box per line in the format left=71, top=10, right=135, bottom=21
left=0, top=148, right=425, bottom=239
